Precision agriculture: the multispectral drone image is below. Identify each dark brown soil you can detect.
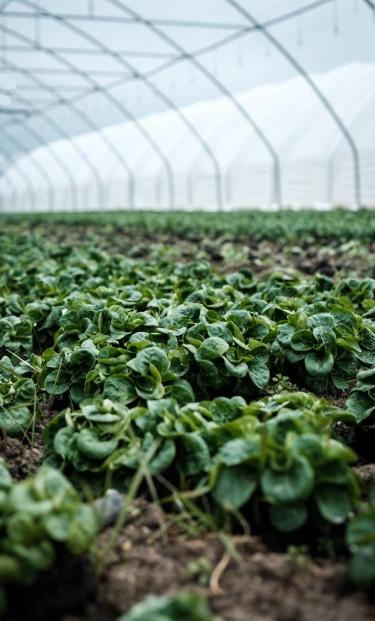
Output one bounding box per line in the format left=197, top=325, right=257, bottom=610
left=4, top=221, right=375, bottom=278
left=0, top=408, right=53, bottom=480
left=0, top=434, right=42, bottom=480
left=53, top=501, right=373, bottom=621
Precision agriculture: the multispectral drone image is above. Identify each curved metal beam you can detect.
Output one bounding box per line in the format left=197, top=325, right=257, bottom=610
left=0, top=0, right=344, bottom=209
left=1, top=125, right=57, bottom=210
left=2, top=1, right=334, bottom=107
left=0, top=2, right=333, bottom=208
left=0, top=57, right=106, bottom=207
left=20, top=0, right=226, bottom=210
left=109, top=0, right=282, bottom=206
left=0, top=86, right=78, bottom=208
left=226, top=0, right=362, bottom=207
left=17, top=0, right=181, bottom=209
left=0, top=21, right=134, bottom=209
left=0, top=147, right=36, bottom=211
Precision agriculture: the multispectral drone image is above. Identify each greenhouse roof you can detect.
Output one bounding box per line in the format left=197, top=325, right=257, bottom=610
left=0, top=0, right=374, bottom=209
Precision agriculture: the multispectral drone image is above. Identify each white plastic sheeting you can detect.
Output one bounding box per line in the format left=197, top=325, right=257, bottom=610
left=1, top=62, right=374, bottom=211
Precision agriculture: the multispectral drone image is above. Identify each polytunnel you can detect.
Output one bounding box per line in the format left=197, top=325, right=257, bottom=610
left=0, top=0, right=374, bottom=211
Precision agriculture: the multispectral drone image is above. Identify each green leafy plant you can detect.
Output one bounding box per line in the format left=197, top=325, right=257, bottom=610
left=346, top=499, right=375, bottom=588
left=0, top=465, right=98, bottom=613
left=346, top=368, right=375, bottom=423
left=116, top=591, right=214, bottom=621
left=0, top=355, right=37, bottom=436
left=271, top=310, right=374, bottom=392
left=44, top=392, right=359, bottom=533
left=1, top=220, right=375, bottom=604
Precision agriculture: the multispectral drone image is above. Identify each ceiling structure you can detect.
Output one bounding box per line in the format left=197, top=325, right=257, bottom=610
left=0, top=0, right=374, bottom=210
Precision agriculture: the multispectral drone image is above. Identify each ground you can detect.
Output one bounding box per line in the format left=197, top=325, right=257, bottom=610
left=1, top=216, right=375, bottom=621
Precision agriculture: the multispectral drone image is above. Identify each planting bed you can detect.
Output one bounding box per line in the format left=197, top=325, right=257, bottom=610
left=0, top=210, right=375, bottom=621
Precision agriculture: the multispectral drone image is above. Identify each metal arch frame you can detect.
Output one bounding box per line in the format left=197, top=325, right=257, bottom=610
left=0, top=56, right=106, bottom=208
left=0, top=0, right=335, bottom=104
left=226, top=0, right=362, bottom=208
left=0, top=2, right=336, bottom=172
left=17, top=0, right=174, bottom=210
left=0, top=0, right=355, bottom=210
left=0, top=1, right=333, bottom=133
left=19, top=0, right=227, bottom=211
left=108, top=1, right=281, bottom=207
left=0, top=143, right=37, bottom=211
left=11, top=0, right=198, bottom=211
left=0, top=18, right=136, bottom=209
left=1, top=11, right=248, bottom=30
left=1, top=124, right=57, bottom=210
left=0, top=85, right=78, bottom=208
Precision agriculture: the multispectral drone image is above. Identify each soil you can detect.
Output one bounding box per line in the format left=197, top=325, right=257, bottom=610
left=0, top=407, right=53, bottom=480
left=0, top=434, right=42, bottom=480
left=7, top=501, right=373, bottom=621
left=85, top=502, right=374, bottom=621
left=3, top=221, right=375, bottom=278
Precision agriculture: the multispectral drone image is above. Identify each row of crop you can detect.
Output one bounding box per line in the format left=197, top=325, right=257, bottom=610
left=2, top=207, right=375, bottom=240
left=0, top=235, right=375, bottom=611
left=1, top=390, right=375, bottom=614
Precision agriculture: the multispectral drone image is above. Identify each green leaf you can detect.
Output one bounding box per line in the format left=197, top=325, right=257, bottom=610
left=104, top=374, right=137, bottom=405
left=0, top=406, right=32, bottom=436
left=149, top=439, right=176, bottom=474
left=14, top=378, right=36, bottom=404
left=43, top=512, right=71, bottom=542
left=305, top=351, right=334, bottom=377
left=44, top=369, right=71, bottom=395
left=290, top=330, right=314, bottom=352
left=0, top=461, right=11, bottom=491
left=218, top=438, right=260, bottom=466
left=69, top=348, right=96, bottom=370
left=167, top=380, right=195, bottom=405
left=196, top=337, right=229, bottom=361
left=129, top=347, right=169, bottom=377
left=117, top=591, right=214, bottom=621
left=76, top=428, right=118, bottom=460
left=261, top=456, right=314, bottom=504
left=248, top=358, right=270, bottom=389
left=177, top=433, right=210, bottom=475
left=346, top=511, right=375, bottom=549
left=315, top=484, right=352, bottom=524
left=223, top=358, right=248, bottom=378
left=213, top=464, right=257, bottom=509
left=53, top=426, right=75, bottom=458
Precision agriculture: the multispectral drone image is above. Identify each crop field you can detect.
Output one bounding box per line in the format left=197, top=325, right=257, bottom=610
left=0, top=209, right=375, bottom=621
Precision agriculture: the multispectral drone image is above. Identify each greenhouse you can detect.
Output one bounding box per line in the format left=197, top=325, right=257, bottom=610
left=1, top=2, right=375, bottom=621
